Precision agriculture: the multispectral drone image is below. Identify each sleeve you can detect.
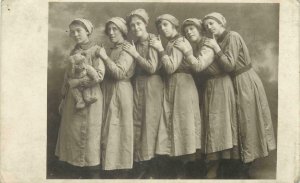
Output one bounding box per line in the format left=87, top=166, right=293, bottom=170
left=135, top=47, right=159, bottom=74
left=92, top=57, right=105, bottom=82
left=159, top=46, right=183, bottom=74
left=216, top=33, right=241, bottom=72
left=104, top=51, right=134, bottom=80
left=186, top=45, right=214, bottom=72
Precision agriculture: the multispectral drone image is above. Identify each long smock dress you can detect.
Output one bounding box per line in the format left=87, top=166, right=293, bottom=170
left=55, top=41, right=105, bottom=167
left=156, top=34, right=201, bottom=158
left=200, top=39, right=239, bottom=160
left=215, top=30, right=276, bottom=163
left=101, top=40, right=136, bottom=170
left=133, top=34, right=164, bottom=162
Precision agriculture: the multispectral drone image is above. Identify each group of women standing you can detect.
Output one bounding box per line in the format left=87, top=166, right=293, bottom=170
left=55, top=9, right=276, bottom=179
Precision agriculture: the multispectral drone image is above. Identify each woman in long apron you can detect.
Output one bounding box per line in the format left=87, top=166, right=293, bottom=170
left=149, top=14, right=201, bottom=178
left=175, top=18, right=239, bottom=179
left=203, top=12, right=276, bottom=178
left=96, top=17, right=135, bottom=178
left=122, top=9, right=164, bottom=178
left=55, top=18, right=105, bottom=178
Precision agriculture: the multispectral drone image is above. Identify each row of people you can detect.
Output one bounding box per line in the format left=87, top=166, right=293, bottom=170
left=55, top=9, right=276, bottom=179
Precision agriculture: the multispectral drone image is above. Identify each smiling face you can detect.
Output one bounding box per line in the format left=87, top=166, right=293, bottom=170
left=129, top=16, right=147, bottom=38
left=157, top=20, right=176, bottom=39
left=69, top=24, right=90, bottom=45
left=106, top=23, right=124, bottom=44
left=183, top=25, right=201, bottom=43
left=203, top=19, right=224, bottom=36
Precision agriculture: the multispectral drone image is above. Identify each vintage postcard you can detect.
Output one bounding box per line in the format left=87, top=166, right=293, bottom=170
left=0, top=0, right=299, bottom=183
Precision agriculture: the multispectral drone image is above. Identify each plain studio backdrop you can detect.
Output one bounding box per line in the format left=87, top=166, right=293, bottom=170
left=47, top=2, right=279, bottom=179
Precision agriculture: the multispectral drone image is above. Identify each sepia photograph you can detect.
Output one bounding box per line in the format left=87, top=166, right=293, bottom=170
left=47, top=2, right=279, bottom=179
left=1, top=0, right=299, bottom=183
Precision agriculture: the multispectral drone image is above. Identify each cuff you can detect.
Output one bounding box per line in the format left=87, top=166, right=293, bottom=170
left=136, top=55, right=144, bottom=63
left=158, top=50, right=167, bottom=58
left=216, top=50, right=224, bottom=58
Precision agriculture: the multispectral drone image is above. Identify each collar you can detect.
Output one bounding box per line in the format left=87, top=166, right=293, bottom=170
left=137, top=33, right=151, bottom=45
left=169, top=34, right=182, bottom=43
left=110, top=40, right=125, bottom=49
left=217, top=30, right=229, bottom=43
left=75, top=41, right=95, bottom=50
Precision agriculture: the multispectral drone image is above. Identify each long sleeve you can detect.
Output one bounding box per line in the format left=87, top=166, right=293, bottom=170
left=104, top=51, right=134, bottom=80
left=160, top=46, right=183, bottom=74
left=92, top=56, right=105, bottom=82
left=216, top=33, right=241, bottom=72
left=135, top=47, right=159, bottom=74
left=186, top=45, right=214, bottom=73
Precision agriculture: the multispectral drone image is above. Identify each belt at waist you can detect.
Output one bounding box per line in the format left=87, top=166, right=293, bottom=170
left=206, top=73, right=228, bottom=80
left=230, top=64, right=252, bottom=77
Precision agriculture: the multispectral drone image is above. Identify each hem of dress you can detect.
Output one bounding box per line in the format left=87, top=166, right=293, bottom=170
left=56, top=158, right=101, bottom=167
left=134, top=155, right=156, bottom=162
left=242, top=148, right=277, bottom=163
left=155, top=151, right=197, bottom=157
left=204, top=144, right=234, bottom=154
left=102, top=166, right=133, bottom=171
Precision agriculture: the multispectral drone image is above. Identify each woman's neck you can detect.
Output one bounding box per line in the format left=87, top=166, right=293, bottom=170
left=169, top=30, right=178, bottom=40
left=214, top=28, right=225, bottom=39
left=114, top=37, right=124, bottom=46
left=138, top=32, right=149, bottom=42
left=78, top=39, right=90, bottom=46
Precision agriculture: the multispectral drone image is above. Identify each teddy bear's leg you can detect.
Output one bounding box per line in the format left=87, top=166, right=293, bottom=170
left=71, top=88, right=86, bottom=109
left=83, top=88, right=97, bottom=105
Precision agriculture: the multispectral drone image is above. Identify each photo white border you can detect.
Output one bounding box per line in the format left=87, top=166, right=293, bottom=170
left=1, top=0, right=299, bottom=182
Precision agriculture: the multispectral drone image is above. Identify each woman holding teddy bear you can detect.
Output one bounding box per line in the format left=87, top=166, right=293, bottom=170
left=55, top=18, right=105, bottom=178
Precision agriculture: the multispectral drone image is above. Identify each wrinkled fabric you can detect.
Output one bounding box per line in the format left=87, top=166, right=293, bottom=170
left=101, top=40, right=135, bottom=170
left=55, top=42, right=105, bottom=167
left=200, top=41, right=238, bottom=158
left=217, top=31, right=276, bottom=163
left=133, top=34, right=164, bottom=162
left=156, top=35, right=201, bottom=157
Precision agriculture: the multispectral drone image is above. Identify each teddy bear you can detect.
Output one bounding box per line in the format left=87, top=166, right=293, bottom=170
left=67, top=52, right=100, bottom=109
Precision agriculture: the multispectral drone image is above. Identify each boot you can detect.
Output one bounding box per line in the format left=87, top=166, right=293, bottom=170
left=205, top=160, right=220, bottom=179
left=238, top=162, right=252, bottom=179
left=174, top=160, right=187, bottom=179
left=131, top=161, right=148, bottom=179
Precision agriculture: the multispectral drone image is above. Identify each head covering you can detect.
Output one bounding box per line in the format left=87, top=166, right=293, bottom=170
left=126, top=9, right=149, bottom=25
left=70, top=18, right=94, bottom=35
left=155, top=14, right=179, bottom=29
left=105, top=17, right=128, bottom=36
left=181, top=18, right=203, bottom=34
left=203, top=12, right=227, bottom=26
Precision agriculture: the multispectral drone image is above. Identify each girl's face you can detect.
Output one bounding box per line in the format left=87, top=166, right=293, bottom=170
left=129, top=16, right=147, bottom=38
left=157, top=20, right=176, bottom=39
left=203, top=19, right=223, bottom=36
left=69, top=24, right=89, bottom=44
left=106, top=23, right=124, bottom=44
left=184, top=25, right=201, bottom=43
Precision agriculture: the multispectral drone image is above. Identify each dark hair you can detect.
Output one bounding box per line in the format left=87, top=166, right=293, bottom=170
left=181, top=22, right=204, bottom=37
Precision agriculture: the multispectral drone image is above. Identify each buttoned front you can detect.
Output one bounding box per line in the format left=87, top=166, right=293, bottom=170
left=101, top=40, right=136, bottom=170
left=55, top=42, right=105, bottom=167
left=132, top=34, right=164, bottom=162
left=156, top=35, right=201, bottom=157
